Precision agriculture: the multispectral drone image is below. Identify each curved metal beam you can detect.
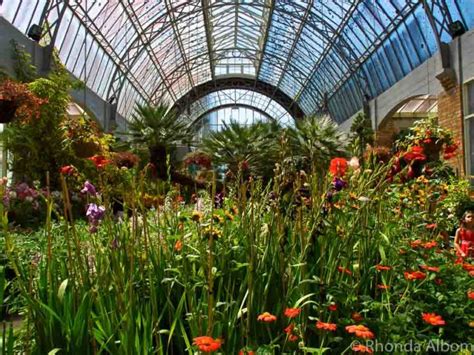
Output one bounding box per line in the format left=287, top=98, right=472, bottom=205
left=172, top=77, right=305, bottom=120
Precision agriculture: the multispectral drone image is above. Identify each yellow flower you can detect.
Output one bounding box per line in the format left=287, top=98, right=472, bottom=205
left=212, top=214, right=224, bottom=224
left=191, top=211, right=203, bottom=222
left=224, top=211, right=234, bottom=221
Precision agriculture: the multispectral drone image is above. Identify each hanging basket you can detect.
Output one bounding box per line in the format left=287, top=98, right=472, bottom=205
left=0, top=97, right=18, bottom=124
left=72, top=140, right=101, bottom=158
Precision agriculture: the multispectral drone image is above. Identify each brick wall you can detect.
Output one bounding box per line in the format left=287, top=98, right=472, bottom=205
left=437, top=86, right=465, bottom=175
left=375, top=118, right=398, bottom=147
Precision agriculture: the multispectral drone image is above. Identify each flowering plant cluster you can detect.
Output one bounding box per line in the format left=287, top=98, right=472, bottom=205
left=0, top=79, right=46, bottom=123
left=183, top=150, right=212, bottom=172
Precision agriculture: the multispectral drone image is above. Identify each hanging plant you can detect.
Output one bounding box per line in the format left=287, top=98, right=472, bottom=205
left=0, top=80, right=46, bottom=124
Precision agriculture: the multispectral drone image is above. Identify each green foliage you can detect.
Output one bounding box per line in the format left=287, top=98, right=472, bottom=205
left=286, top=115, right=346, bottom=174
left=10, top=40, right=37, bottom=83
left=348, top=112, right=374, bottom=158
left=201, top=120, right=281, bottom=179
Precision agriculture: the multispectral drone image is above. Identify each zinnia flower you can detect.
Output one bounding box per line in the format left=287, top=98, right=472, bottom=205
left=377, top=284, right=390, bottom=290
left=404, top=271, right=426, bottom=281
left=193, top=336, right=222, bottom=353
left=328, top=303, right=337, bottom=311
left=420, top=265, right=440, bottom=272
left=329, top=158, right=348, bottom=177
left=239, top=350, right=255, bottom=355
left=375, top=265, right=391, bottom=271
left=425, top=223, right=437, bottom=230
left=345, top=324, right=375, bottom=339
left=422, top=241, right=437, bottom=249
left=410, top=239, right=423, bottom=248
left=468, top=291, right=474, bottom=300
left=422, top=312, right=445, bottom=326
left=316, top=321, right=336, bottom=331
left=351, top=312, right=364, bottom=322
left=284, top=308, right=301, bottom=318
left=257, top=312, right=277, bottom=323
left=337, top=266, right=352, bottom=275
left=352, top=344, right=373, bottom=353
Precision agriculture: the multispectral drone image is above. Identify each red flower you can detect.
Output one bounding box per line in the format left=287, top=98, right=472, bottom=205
left=444, top=143, right=458, bottom=159
left=403, top=146, right=426, bottom=163
left=423, top=241, right=437, bottom=249
left=468, top=291, right=474, bottom=300
left=375, top=265, right=391, bottom=271
left=420, top=265, right=440, bottom=272
left=328, top=303, right=337, bottom=312
left=404, top=271, right=426, bottom=281
left=351, top=312, right=364, bottom=322
left=425, top=223, right=437, bottom=230
left=284, top=307, right=301, bottom=318
left=462, top=263, right=474, bottom=272
left=316, top=321, right=337, bottom=331
left=345, top=325, right=375, bottom=339
left=377, top=284, right=390, bottom=290
left=89, top=155, right=110, bottom=169
left=288, top=334, right=299, bottom=342
left=193, top=336, right=222, bottom=353
left=329, top=158, right=348, bottom=177
left=422, top=312, right=445, bottom=326
left=239, top=351, right=255, bottom=355
left=60, top=165, right=75, bottom=175
left=352, top=344, right=373, bottom=353
left=337, top=266, right=352, bottom=275
left=410, top=239, right=423, bottom=248
left=283, top=323, right=294, bottom=334
left=257, top=312, right=277, bottom=323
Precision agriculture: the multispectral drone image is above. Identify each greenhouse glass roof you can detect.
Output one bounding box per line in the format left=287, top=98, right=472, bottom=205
left=2, top=1, right=473, bottom=124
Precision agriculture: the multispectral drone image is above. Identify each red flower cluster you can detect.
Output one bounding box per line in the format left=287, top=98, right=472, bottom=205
left=329, top=158, right=348, bottom=177
left=403, top=146, right=426, bottom=163
left=193, top=336, right=222, bottom=353
left=422, top=313, right=445, bottom=326
left=283, top=323, right=299, bottom=342
left=443, top=142, right=458, bottom=160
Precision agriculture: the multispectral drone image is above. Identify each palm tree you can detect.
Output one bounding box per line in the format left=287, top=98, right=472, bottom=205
left=200, top=120, right=281, bottom=180
left=126, top=103, right=194, bottom=181
left=286, top=115, right=346, bottom=174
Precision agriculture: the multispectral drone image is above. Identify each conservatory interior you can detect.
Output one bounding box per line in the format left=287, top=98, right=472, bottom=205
left=0, top=1, right=474, bottom=354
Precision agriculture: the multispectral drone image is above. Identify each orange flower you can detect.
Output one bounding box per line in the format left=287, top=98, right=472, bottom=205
left=329, top=158, right=348, bottom=177
left=425, top=223, right=437, bottom=230
left=174, top=240, right=183, bottom=252
left=423, top=241, right=437, bottom=249
left=257, top=312, right=277, bottom=323
left=352, top=344, right=373, bottom=353
left=422, top=313, right=445, bottom=326
left=193, top=336, right=222, bottom=353
left=410, top=239, right=423, bottom=248
left=316, top=321, right=336, bottom=331
left=470, top=270, right=474, bottom=277
left=345, top=325, right=375, bottom=339
left=89, top=155, right=110, bottom=169
left=328, top=303, right=337, bottom=312
left=351, top=312, right=364, bottom=322
left=404, top=271, right=426, bottom=281
left=337, top=266, right=352, bottom=275
left=468, top=291, right=474, bottom=300
left=462, top=263, right=474, bottom=272
left=377, top=284, right=390, bottom=290
left=60, top=165, right=75, bottom=175
left=239, top=351, right=255, bottom=355
left=375, top=265, right=391, bottom=271
left=284, top=307, right=301, bottom=318
left=420, top=265, right=440, bottom=272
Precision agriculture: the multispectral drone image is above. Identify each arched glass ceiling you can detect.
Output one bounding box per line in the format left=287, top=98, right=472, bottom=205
left=184, top=89, right=292, bottom=127
left=2, top=1, right=473, bottom=124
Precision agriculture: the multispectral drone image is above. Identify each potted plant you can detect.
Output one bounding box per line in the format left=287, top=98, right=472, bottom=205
left=0, top=80, right=44, bottom=124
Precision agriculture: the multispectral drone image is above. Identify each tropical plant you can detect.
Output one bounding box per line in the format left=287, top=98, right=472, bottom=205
left=200, top=120, right=281, bottom=180
left=126, top=103, right=193, bottom=179
left=348, top=112, right=374, bottom=158
left=286, top=115, right=346, bottom=174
